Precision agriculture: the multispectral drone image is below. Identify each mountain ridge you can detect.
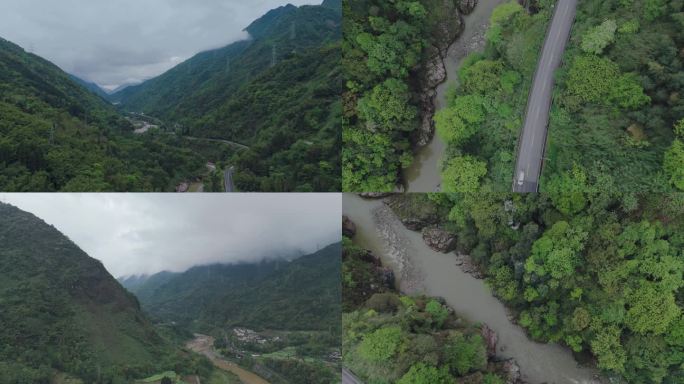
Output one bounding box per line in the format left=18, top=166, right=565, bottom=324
left=120, top=242, right=342, bottom=333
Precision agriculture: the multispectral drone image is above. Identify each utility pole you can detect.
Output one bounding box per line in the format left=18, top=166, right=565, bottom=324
left=290, top=22, right=296, bottom=40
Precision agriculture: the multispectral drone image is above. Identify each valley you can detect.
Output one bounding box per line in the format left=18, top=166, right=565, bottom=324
left=0, top=194, right=342, bottom=384
left=187, top=334, right=270, bottom=384
left=0, top=0, right=341, bottom=192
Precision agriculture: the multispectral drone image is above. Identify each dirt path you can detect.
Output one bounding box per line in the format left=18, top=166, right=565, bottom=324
left=186, top=334, right=271, bottom=384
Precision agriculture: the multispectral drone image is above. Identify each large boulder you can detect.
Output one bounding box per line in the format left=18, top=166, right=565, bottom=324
left=458, top=0, right=478, bottom=15
left=342, top=215, right=356, bottom=238
left=481, top=324, right=498, bottom=358
left=421, top=227, right=457, bottom=252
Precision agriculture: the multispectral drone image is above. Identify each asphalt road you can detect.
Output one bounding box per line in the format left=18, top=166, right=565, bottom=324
left=224, top=166, right=235, bottom=192
left=512, top=0, right=578, bottom=192
left=342, top=368, right=364, bottom=384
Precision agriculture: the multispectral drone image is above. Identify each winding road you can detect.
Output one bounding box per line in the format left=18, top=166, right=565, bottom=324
left=512, top=0, right=578, bottom=192
left=342, top=368, right=364, bottom=384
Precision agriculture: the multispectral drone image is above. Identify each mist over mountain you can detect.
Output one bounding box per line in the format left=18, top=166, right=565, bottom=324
left=120, top=242, right=342, bottom=333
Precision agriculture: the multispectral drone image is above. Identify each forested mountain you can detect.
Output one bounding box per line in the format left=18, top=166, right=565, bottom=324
left=0, top=202, right=207, bottom=382
left=112, top=0, right=342, bottom=192
left=68, top=74, right=110, bottom=99
left=0, top=37, right=209, bottom=192
left=120, top=242, right=342, bottom=333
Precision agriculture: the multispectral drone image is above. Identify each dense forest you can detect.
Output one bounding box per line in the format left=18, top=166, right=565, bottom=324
left=343, top=0, right=473, bottom=192
left=542, top=0, right=684, bottom=192
left=0, top=37, right=212, bottom=192
left=434, top=0, right=683, bottom=192
left=112, top=1, right=342, bottom=192
left=342, top=238, right=511, bottom=383
left=0, top=202, right=219, bottom=383
left=383, top=190, right=684, bottom=383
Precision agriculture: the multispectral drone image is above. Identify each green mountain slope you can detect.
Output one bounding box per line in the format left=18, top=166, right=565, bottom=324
left=68, top=74, right=110, bottom=100
left=0, top=202, right=205, bottom=382
left=112, top=1, right=342, bottom=192
left=0, top=37, right=210, bottom=192
left=120, top=242, right=342, bottom=333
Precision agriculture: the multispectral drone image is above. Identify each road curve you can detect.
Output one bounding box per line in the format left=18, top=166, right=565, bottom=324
left=512, top=0, right=578, bottom=192
left=342, top=368, right=364, bottom=384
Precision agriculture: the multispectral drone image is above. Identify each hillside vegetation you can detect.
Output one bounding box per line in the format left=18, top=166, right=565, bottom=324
left=0, top=37, right=209, bottom=192
left=542, top=0, right=684, bottom=192
left=121, top=243, right=342, bottom=333
left=0, top=203, right=212, bottom=383
left=396, top=190, right=684, bottom=383
left=342, top=239, right=510, bottom=383
left=113, top=1, right=342, bottom=192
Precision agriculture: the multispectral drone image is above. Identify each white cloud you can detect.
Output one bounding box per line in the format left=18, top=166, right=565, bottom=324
left=0, top=193, right=341, bottom=277
left=0, top=0, right=319, bottom=88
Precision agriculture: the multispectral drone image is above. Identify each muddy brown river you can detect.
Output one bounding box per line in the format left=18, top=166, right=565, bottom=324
left=343, top=194, right=602, bottom=384
left=186, top=334, right=270, bottom=384
left=403, top=0, right=508, bottom=192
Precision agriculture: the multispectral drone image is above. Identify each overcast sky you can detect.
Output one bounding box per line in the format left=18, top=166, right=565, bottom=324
left=0, top=0, right=317, bottom=90
left=0, top=193, right=340, bottom=277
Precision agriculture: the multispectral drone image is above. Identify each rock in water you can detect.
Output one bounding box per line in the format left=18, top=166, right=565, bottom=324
left=459, top=0, right=478, bottom=15
left=481, top=324, right=498, bottom=358
left=421, top=227, right=457, bottom=252
left=342, top=215, right=356, bottom=238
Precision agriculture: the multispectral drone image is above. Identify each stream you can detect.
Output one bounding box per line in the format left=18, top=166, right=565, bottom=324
left=343, top=194, right=602, bottom=384
left=403, top=0, right=508, bottom=192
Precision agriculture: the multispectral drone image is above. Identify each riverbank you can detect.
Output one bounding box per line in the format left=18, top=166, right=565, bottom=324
left=343, top=194, right=603, bottom=384
left=404, top=0, right=507, bottom=192
left=186, top=334, right=271, bottom=384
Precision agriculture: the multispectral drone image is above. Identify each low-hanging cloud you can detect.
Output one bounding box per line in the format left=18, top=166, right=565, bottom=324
left=0, top=0, right=318, bottom=89
left=0, top=193, right=341, bottom=277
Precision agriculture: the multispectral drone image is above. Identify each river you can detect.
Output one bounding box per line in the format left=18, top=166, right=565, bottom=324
left=403, top=0, right=507, bottom=192
left=343, top=194, right=602, bottom=384
left=186, top=334, right=270, bottom=384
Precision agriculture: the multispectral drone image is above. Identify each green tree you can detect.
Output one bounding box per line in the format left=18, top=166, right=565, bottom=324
left=591, top=325, right=626, bottom=372
left=357, top=78, right=417, bottom=131
left=625, top=283, right=680, bottom=335
left=441, top=156, right=487, bottom=193
left=357, top=326, right=404, bottom=362
left=581, top=20, right=617, bottom=55
left=425, top=300, right=449, bottom=328
left=664, top=140, right=684, bottom=191
left=434, top=95, right=485, bottom=144
left=545, top=164, right=588, bottom=215
left=444, top=333, right=487, bottom=376
left=397, top=363, right=453, bottom=384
